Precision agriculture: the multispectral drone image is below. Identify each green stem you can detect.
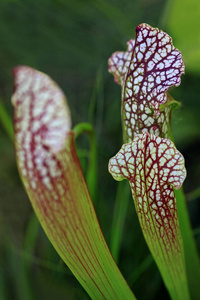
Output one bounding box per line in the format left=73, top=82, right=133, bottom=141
left=73, top=122, right=97, bottom=203
left=128, top=254, right=153, bottom=285
left=169, top=104, right=200, bottom=298
left=23, top=213, right=40, bottom=267
left=88, top=67, right=103, bottom=126
left=0, top=100, right=14, bottom=140
left=186, top=187, right=200, bottom=202
left=175, top=188, right=200, bottom=300
left=9, top=244, right=34, bottom=300
left=110, top=181, right=131, bottom=263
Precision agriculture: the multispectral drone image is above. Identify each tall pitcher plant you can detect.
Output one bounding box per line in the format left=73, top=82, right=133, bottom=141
left=12, top=23, right=200, bottom=299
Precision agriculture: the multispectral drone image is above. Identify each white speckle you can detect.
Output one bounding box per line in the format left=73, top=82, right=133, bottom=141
left=32, top=120, right=41, bottom=132
left=137, top=52, right=143, bottom=61
left=156, top=77, right=161, bottom=84
left=138, top=75, right=143, bottom=82
left=125, top=102, right=131, bottom=112
left=137, top=32, right=143, bottom=42
left=133, top=85, right=139, bottom=94
left=140, top=43, right=146, bottom=53
left=145, top=51, right=152, bottom=60
left=131, top=118, right=135, bottom=126
left=142, top=29, right=148, bottom=37
left=154, top=53, right=161, bottom=61
left=127, top=81, right=132, bottom=88
left=132, top=103, right=137, bottom=112
left=31, top=180, right=37, bottom=190
left=141, top=114, right=147, bottom=121
left=128, top=89, right=133, bottom=97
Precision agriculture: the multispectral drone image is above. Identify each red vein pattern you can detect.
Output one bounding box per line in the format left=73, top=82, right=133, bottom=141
left=108, top=23, right=184, bottom=142
left=12, top=66, right=135, bottom=300
left=108, top=39, right=135, bottom=85
left=109, top=132, right=186, bottom=248
left=12, top=66, right=72, bottom=192
left=109, top=132, right=188, bottom=296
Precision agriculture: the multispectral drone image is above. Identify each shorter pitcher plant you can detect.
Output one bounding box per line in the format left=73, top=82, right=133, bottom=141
left=12, top=23, right=200, bottom=299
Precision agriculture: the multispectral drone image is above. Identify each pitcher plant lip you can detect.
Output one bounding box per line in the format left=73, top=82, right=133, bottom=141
left=108, top=131, right=186, bottom=251
left=108, top=23, right=185, bottom=141
left=12, top=65, right=72, bottom=153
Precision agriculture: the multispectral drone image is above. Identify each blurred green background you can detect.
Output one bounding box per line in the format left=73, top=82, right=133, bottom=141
left=0, top=0, right=200, bottom=299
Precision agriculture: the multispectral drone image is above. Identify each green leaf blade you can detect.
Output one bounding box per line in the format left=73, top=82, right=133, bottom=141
left=175, top=188, right=200, bottom=300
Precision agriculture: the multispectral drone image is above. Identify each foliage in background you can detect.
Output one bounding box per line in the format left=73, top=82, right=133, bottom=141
left=0, top=1, right=200, bottom=300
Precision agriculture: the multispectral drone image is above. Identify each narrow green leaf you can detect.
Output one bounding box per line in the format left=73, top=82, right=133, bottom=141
left=186, top=187, right=200, bottom=202
left=0, top=99, right=14, bottom=140
left=9, top=245, right=34, bottom=300
left=175, top=188, right=200, bottom=300
left=128, top=254, right=153, bottom=285
left=73, top=122, right=97, bottom=202
left=110, top=180, right=130, bottom=263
